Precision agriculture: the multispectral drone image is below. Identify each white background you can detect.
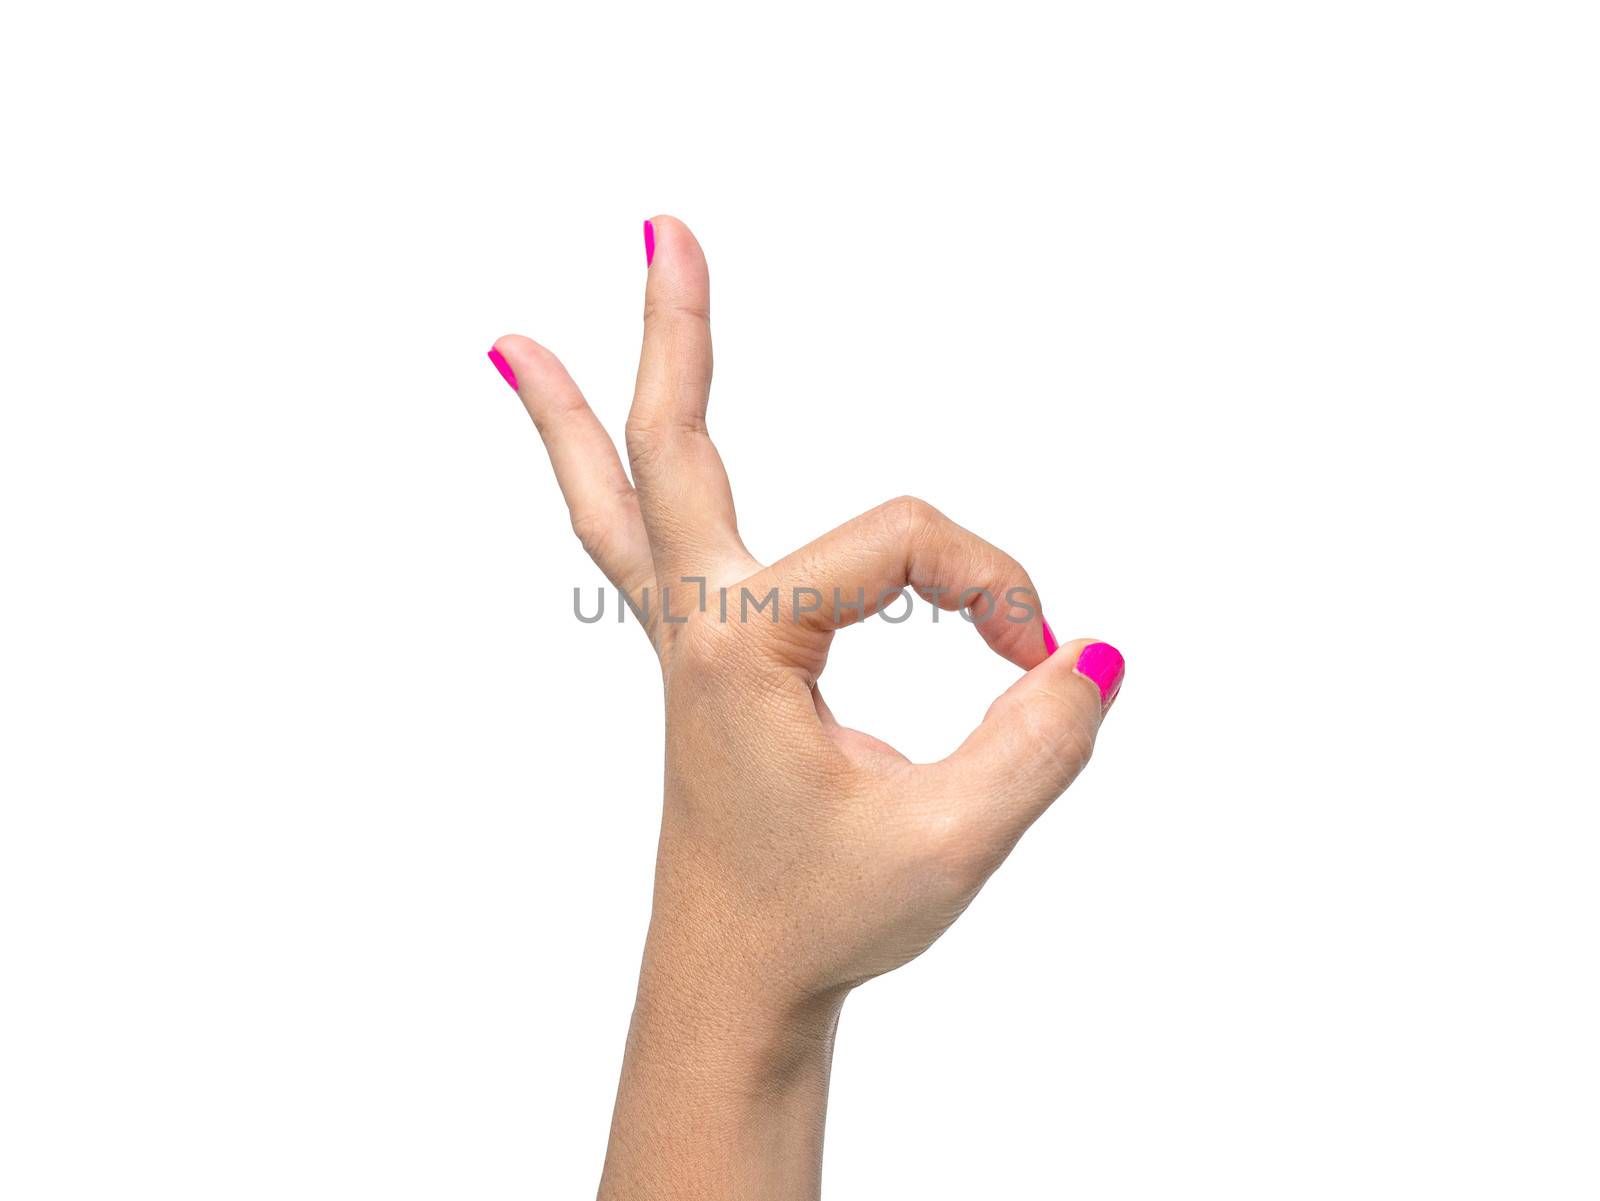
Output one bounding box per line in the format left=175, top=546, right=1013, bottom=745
left=3, top=2, right=1597, bottom=1197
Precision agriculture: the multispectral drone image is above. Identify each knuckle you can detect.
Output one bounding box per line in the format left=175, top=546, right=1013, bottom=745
left=625, top=420, right=704, bottom=477
left=643, top=297, right=712, bottom=326
left=672, top=607, right=742, bottom=673
left=882, top=494, right=934, bottom=523
left=623, top=414, right=657, bottom=455
left=914, top=806, right=995, bottom=886
left=527, top=390, right=586, bottom=438
left=627, top=410, right=706, bottom=446
left=569, top=511, right=613, bottom=561
left=1016, top=689, right=1098, bottom=781
left=876, top=494, right=939, bottom=542
left=624, top=425, right=667, bottom=476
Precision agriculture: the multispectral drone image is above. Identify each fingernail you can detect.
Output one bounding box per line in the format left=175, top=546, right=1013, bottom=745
left=1042, top=617, right=1059, bottom=657
left=643, top=219, right=656, bottom=266
left=487, top=347, right=517, bottom=390
left=1075, top=642, right=1125, bottom=709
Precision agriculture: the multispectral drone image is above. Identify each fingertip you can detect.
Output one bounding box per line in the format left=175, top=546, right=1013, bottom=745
left=641, top=215, right=709, bottom=282
left=489, top=337, right=594, bottom=435
left=975, top=587, right=1051, bottom=672
left=490, top=336, right=547, bottom=396
left=645, top=213, right=690, bottom=239
left=1029, top=635, right=1125, bottom=714
left=491, top=333, right=541, bottom=360
left=490, top=335, right=567, bottom=384
left=486, top=344, right=518, bottom=391
left=1071, top=640, right=1126, bottom=711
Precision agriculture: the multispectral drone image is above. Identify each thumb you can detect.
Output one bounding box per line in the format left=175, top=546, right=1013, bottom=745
left=930, top=639, right=1126, bottom=847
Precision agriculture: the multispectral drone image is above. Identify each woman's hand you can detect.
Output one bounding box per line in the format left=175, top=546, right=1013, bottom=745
left=490, top=216, right=1124, bottom=1200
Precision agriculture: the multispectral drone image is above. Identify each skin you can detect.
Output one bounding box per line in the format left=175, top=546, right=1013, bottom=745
left=492, top=216, right=1118, bottom=1200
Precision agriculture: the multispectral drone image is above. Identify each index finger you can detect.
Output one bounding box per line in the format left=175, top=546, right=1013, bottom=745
left=744, top=495, right=1051, bottom=672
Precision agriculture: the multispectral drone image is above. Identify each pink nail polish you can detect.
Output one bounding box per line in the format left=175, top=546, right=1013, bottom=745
left=487, top=347, right=517, bottom=390
left=1042, top=617, right=1059, bottom=657
left=1075, top=642, right=1125, bottom=709
left=643, top=219, right=656, bottom=266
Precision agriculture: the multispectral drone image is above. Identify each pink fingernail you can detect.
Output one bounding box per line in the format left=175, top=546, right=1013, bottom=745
left=1075, top=642, right=1125, bottom=709
left=1042, top=617, right=1059, bottom=657
left=487, top=347, right=517, bottom=390
left=643, top=219, right=656, bottom=266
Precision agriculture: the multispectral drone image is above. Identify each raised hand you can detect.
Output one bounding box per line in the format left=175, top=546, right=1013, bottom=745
left=490, top=216, right=1124, bottom=1200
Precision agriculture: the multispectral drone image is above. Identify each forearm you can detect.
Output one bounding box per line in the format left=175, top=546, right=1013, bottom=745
left=597, top=937, right=846, bottom=1200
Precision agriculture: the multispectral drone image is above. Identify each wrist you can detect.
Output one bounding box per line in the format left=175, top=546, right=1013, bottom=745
left=630, top=933, right=846, bottom=1093
left=597, top=932, right=845, bottom=1200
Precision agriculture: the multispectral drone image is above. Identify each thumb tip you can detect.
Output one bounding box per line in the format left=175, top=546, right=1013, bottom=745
left=1071, top=641, right=1125, bottom=709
